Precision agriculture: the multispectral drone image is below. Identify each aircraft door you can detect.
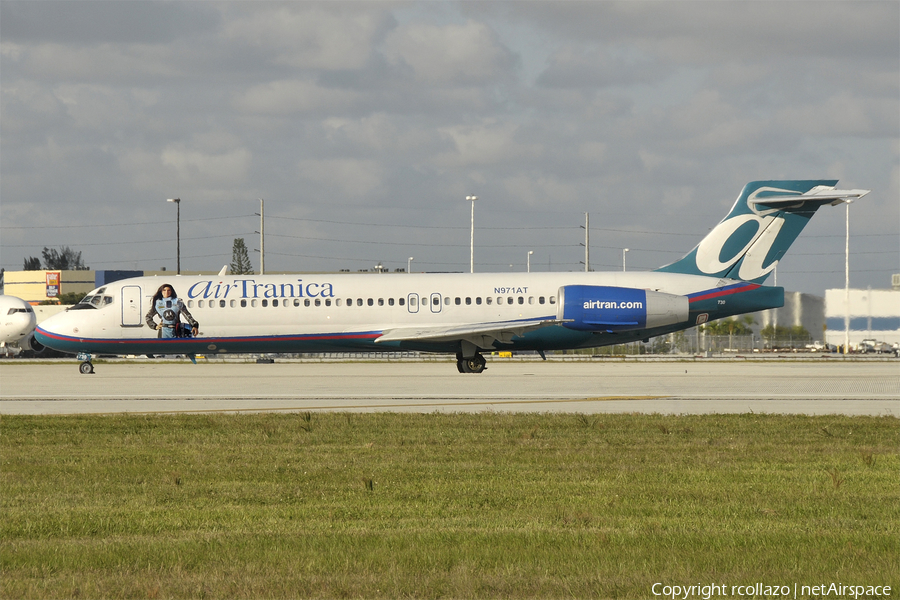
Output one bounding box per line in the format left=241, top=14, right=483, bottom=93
left=407, top=293, right=419, bottom=314
left=430, top=293, right=442, bottom=314
left=121, top=285, right=142, bottom=326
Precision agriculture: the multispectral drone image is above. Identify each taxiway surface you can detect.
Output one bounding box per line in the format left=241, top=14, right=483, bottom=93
left=1, top=359, right=897, bottom=415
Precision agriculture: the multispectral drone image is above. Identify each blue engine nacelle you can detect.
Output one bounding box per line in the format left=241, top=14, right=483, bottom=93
left=557, top=285, right=689, bottom=332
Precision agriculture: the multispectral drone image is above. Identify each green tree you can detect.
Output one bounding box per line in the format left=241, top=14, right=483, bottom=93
left=26, top=246, right=89, bottom=270
left=40, top=291, right=85, bottom=305
left=230, top=238, right=254, bottom=275
left=761, top=324, right=811, bottom=348
left=701, top=315, right=755, bottom=336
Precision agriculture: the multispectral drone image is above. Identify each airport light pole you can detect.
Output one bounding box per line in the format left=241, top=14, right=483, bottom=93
left=166, top=198, right=181, bottom=274
left=254, top=198, right=265, bottom=275
left=527, top=250, right=533, bottom=273
left=844, top=200, right=854, bottom=355
left=581, top=213, right=590, bottom=272
left=622, top=248, right=629, bottom=272
left=408, top=257, right=414, bottom=273
left=466, top=195, right=477, bottom=273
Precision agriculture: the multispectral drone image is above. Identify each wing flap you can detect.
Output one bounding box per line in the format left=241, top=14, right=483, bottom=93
left=375, top=318, right=564, bottom=348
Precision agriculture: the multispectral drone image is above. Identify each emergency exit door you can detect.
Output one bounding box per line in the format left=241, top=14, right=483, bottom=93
left=121, top=286, right=142, bottom=326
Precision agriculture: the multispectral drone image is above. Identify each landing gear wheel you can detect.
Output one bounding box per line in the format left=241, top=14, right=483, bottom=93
left=79, top=361, right=94, bottom=375
left=458, top=353, right=487, bottom=374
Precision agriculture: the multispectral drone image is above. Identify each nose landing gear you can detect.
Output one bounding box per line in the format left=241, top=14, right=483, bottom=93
left=77, top=352, right=94, bottom=374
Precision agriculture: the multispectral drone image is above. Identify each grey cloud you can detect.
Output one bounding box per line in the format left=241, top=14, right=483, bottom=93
left=0, top=0, right=219, bottom=45
left=0, top=1, right=896, bottom=294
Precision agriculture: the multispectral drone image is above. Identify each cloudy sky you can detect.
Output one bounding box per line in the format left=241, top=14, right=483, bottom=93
left=1, top=0, right=897, bottom=297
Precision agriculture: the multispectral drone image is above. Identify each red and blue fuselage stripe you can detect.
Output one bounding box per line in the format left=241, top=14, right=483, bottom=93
left=686, top=282, right=760, bottom=304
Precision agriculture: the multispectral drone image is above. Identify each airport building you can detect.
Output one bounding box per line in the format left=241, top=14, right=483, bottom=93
left=824, top=281, right=900, bottom=348
left=754, top=292, right=825, bottom=343
left=2, top=270, right=212, bottom=304
left=3, top=270, right=102, bottom=304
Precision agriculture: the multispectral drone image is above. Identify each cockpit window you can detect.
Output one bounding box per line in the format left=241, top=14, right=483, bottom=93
left=69, top=294, right=100, bottom=310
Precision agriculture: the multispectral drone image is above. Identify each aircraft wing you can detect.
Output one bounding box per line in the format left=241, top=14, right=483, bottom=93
left=375, top=318, right=564, bottom=348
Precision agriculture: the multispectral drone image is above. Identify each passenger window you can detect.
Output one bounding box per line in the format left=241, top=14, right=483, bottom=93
left=217, top=300, right=224, bottom=308
left=336, top=299, right=342, bottom=307
left=445, top=297, right=451, bottom=306
left=508, top=297, right=514, bottom=305
left=294, top=299, right=301, bottom=307
left=357, top=298, right=363, bottom=307
left=241, top=299, right=247, bottom=308
left=465, top=297, right=472, bottom=305
left=272, top=299, right=279, bottom=307
left=230, top=300, right=236, bottom=308
left=388, top=298, right=394, bottom=306
left=325, top=299, right=332, bottom=307
left=476, top=297, right=482, bottom=305
left=262, top=299, right=268, bottom=307
left=518, top=297, right=524, bottom=305
left=455, top=297, right=461, bottom=306
left=251, top=299, right=258, bottom=307
left=305, top=299, right=311, bottom=307
left=410, top=296, right=417, bottom=307
left=399, top=297, right=405, bottom=306
left=197, top=300, right=203, bottom=308
left=539, top=297, right=545, bottom=305
left=496, top=297, right=503, bottom=305
left=315, top=299, right=322, bottom=307
left=549, top=296, right=556, bottom=304
left=367, top=298, right=374, bottom=306
left=433, top=296, right=439, bottom=306
left=486, top=297, right=492, bottom=305
left=528, top=297, right=534, bottom=305
left=378, top=298, right=384, bottom=306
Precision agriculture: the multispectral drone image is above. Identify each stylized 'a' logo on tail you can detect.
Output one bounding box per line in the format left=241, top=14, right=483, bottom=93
left=655, top=180, right=870, bottom=284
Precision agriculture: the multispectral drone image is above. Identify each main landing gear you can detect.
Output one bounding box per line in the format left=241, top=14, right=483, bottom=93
left=456, top=351, right=487, bottom=374
left=77, top=352, right=94, bottom=374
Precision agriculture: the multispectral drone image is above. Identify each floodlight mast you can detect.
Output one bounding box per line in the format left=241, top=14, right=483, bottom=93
left=166, top=198, right=181, bottom=274
left=466, top=195, right=477, bottom=273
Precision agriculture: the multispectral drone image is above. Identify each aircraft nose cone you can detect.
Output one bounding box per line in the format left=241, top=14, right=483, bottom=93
left=33, top=311, right=85, bottom=350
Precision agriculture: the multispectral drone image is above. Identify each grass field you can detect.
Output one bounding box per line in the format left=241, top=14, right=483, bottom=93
left=2, top=412, right=898, bottom=599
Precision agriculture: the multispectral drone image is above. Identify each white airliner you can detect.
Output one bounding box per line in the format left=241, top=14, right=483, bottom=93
left=0, top=295, right=39, bottom=356
left=35, top=180, right=868, bottom=374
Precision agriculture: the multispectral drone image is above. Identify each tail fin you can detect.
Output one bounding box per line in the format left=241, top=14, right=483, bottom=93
left=655, top=180, right=869, bottom=283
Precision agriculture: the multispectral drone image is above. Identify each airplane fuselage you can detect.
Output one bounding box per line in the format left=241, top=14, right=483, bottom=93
left=34, top=271, right=780, bottom=357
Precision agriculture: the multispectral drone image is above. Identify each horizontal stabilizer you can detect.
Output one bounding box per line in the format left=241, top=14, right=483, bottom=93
left=749, top=186, right=870, bottom=211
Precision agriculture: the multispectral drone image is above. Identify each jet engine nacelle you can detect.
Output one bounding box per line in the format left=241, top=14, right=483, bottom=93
left=22, top=333, right=45, bottom=354
left=558, top=285, right=689, bottom=332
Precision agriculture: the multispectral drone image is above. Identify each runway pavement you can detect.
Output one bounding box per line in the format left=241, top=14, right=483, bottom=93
left=1, top=357, right=897, bottom=416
